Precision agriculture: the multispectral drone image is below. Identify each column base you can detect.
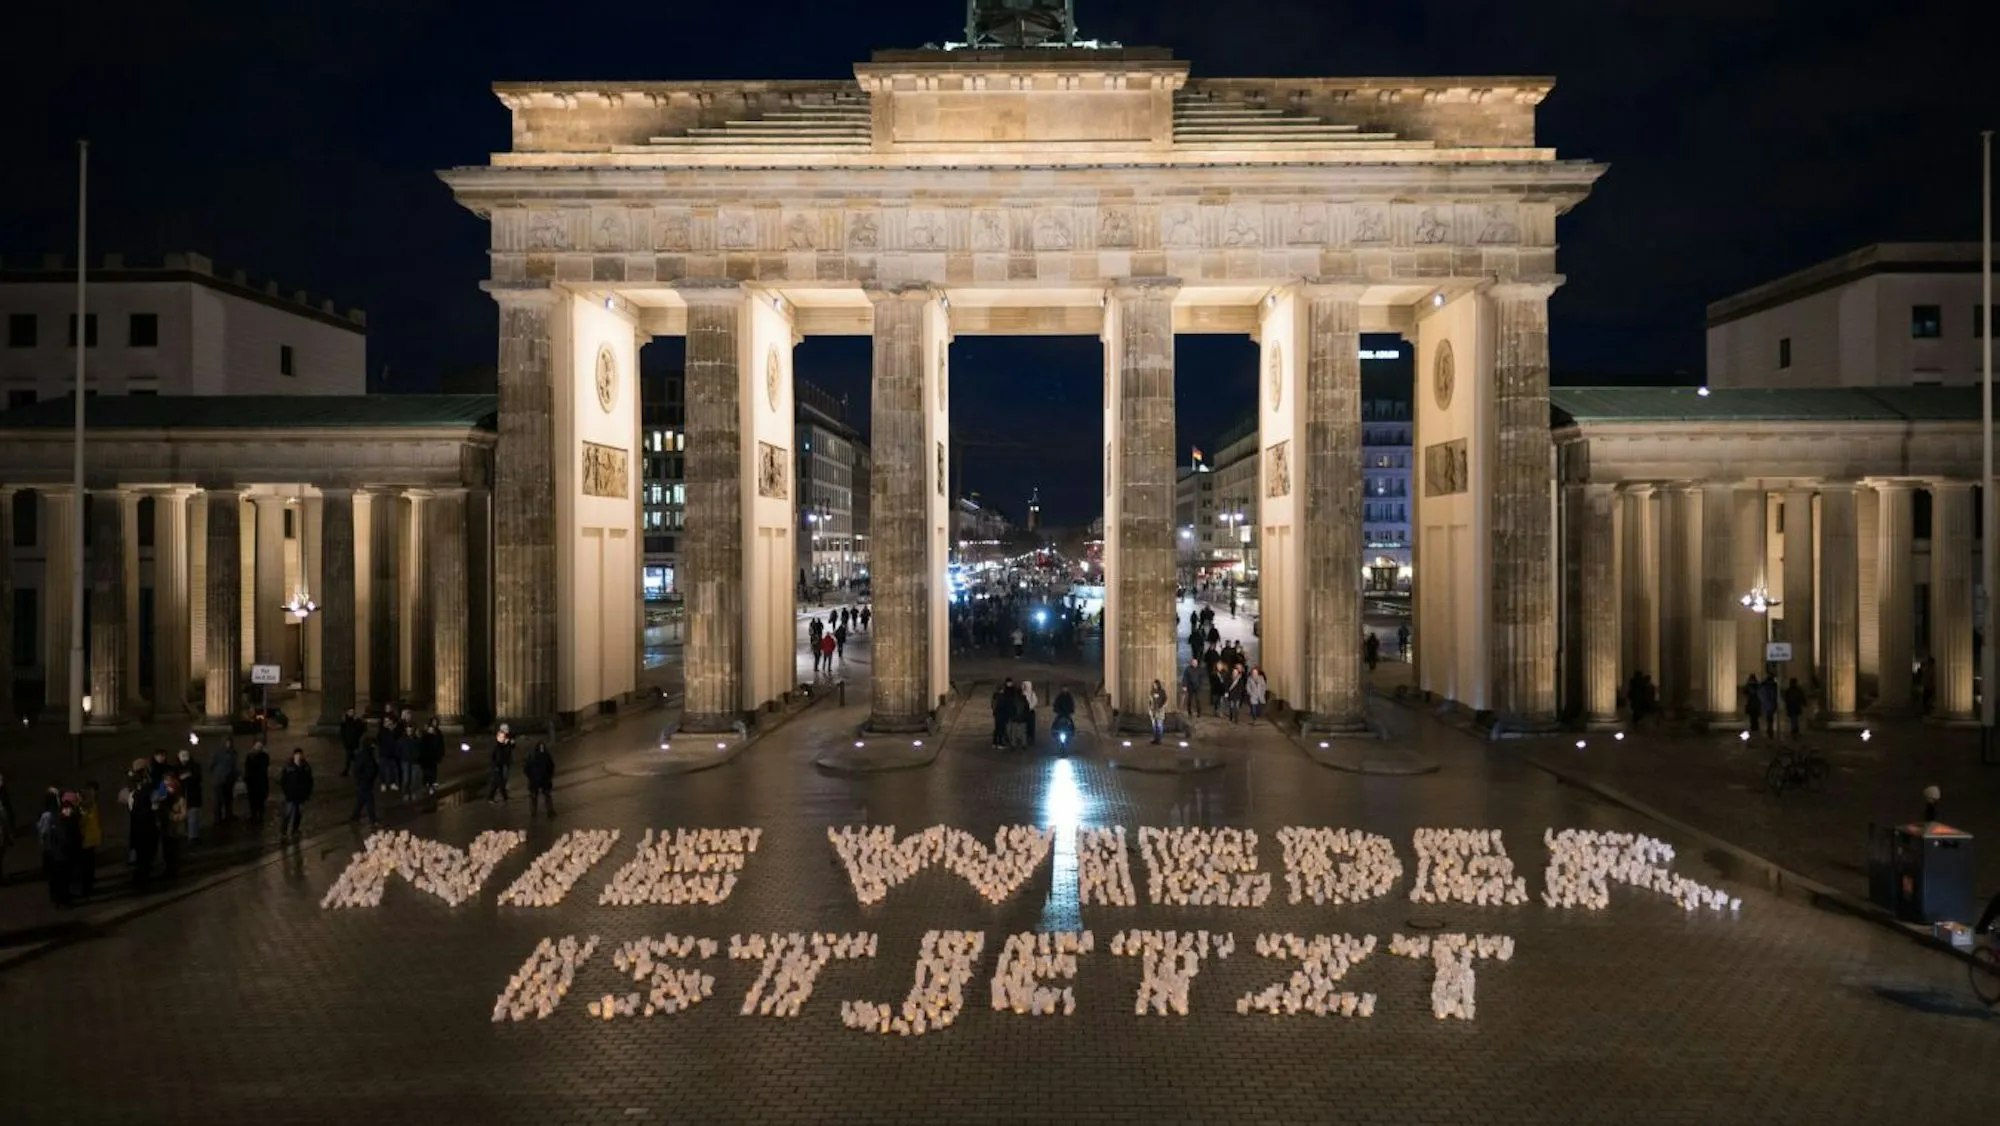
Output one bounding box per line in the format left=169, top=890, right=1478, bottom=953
left=1583, top=715, right=1625, bottom=732
left=679, top=711, right=747, bottom=735
left=194, top=714, right=235, bottom=734
left=1113, top=709, right=1184, bottom=735
left=1478, top=712, right=1560, bottom=739
left=1924, top=712, right=1982, bottom=729
left=82, top=718, right=141, bottom=736
left=1814, top=714, right=1869, bottom=731
left=1697, top=714, right=1747, bottom=732
left=863, top=712, right=931, bottom=735
left=1295, top=712, right=1374, bottom=739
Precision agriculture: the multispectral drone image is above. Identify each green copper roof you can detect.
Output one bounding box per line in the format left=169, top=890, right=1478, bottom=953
left=1550, top=385, right=1984, bottom=425
left=0, top=394, right=497, bottom=431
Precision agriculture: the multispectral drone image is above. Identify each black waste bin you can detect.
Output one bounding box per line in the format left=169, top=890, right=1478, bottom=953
left=1867, top=823, right=1897, bottom=910
left=1890, top=822, right=1975, bottom=924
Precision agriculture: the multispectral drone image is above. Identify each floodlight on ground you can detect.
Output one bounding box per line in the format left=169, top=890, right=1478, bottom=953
left=1614, top=731, right=1625, bottom=741
left=1575, top=739, right=1586, bottom=749
left=1861, top=729, right=1873, bottom=742
left=1739, top=731, right=1750, bottom=742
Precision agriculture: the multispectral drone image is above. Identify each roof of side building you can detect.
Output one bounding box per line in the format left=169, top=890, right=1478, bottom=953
left=0, top=395, right=498, bottom=431
left=1550, top=385, right=1983, bottom=426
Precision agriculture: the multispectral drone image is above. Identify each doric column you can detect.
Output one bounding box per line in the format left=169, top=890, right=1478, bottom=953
left=250, top=494, right=287, bottom=680
left=1929, top=481, right=1976, bottom=722
left=680, top=280, right=747, bottom=732
left=1857, top=486, right=1880, bottom=701
left=864, top=282, right=936, bottom=731
left=314, top=488, right=358, bottom=730
left=1697, top=484, right=1742, bottom=727
left=302, top=493, right=323, bottom=691
left=489, top=284, right=559, bottom=727
left=1734, top=486, right=1768, bottom=680
left=150, top=489, right=191, bottom=715
left=1816, top=484, right=1861, bottom=725
left=1300, top=283, right=1366, bottom=728
left=364, top=488, right=400, bottom=710
left=85, top=489, right=128, bottom=728
left=428, top=488, right=470, bottom=731
left=1619, top=485, right=1659, bottom=687
left=120, top=492, right=140, bottom=714
left=1780, top=488, right=1816, bottom=682
left=1487, top=283, right=1558, bottom=724
left=1110, top=278, right=1179, bottom=723
left=1873, top=481, right=1916, bottom=712
left=201, top=489, right=241, bottom=727
left=41, top=487, right=76, bottom=716
left=0, top=488, right=14, bottom=722
left=1578, top=483, right=1621, bottom=727
left=188, top=492, right=207, bottom=696
left=400, top=490, right=432, bottom=704
left=1657, top=484, right=1697, bottom=715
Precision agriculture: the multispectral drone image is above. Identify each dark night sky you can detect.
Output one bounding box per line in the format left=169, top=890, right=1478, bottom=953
left=0, top=0, right=1990, bottom=526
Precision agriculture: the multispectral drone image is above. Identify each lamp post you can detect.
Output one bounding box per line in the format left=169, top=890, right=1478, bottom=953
left=1741, top=586, right=1781, bottom=673
left=283, top=591, right=317, bottom=693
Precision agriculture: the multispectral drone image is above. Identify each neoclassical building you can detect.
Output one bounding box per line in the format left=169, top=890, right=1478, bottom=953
left=1554, top=385, right=1986, bottom=729
left=0, top=396, right=495, bottom=731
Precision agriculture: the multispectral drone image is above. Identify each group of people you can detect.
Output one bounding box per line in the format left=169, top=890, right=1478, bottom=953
left=806, top=607, right=866, bottom=676
left=1179, top=654, right=1268, bottom=725
left=988, top=678, right=1076, bottom=750
left=1739, top=673, right=1810, bottom=738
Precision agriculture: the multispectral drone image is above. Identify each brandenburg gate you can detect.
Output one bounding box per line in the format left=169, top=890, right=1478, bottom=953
left=442, top=34, right=1601, bottom=735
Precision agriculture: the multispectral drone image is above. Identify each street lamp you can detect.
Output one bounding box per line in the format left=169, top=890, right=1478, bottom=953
left=1741, top=586, right=1780, bottom=672
left=284, top=590, right=318, bottom=691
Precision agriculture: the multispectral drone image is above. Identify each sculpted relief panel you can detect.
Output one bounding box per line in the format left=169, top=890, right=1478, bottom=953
left=582, top=442, right=629, bottom=499
left=1423, top=440, right=1469, bottom=498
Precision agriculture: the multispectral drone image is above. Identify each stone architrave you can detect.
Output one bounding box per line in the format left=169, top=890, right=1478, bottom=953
left=679, top=280, right=747, bottom=733
left=1928, top=482, right=1976, bottom=723
left=1579, top=483, right=1621, bottom=728
left=314, top=489, right=358, bottom=731
left=1780, top=489, right=1815, bottom=681
left=0, top=488, right=14, bottom=722
left=490, top=285, right=559, bottom=728
left=1817, top=484, right=1861, bottom=726
left=428, top=488, right=471, bottom=731
left=866, top=283, right=936, bottom=732
left=1873, top=482, right=1915, bottom=713
left=1697, top=483, right=1741, bottom=728
left=1486, top=284, right=1558, bottom=725
left=86, top=490, right=128, bottom=728
left=41, top=488, right=76, bottom=717
left=1109, top=278, right=1179, bottom=724
left=202, top=490, right=242, bottom=727
left=1299, top=283, right=1366, bottom=729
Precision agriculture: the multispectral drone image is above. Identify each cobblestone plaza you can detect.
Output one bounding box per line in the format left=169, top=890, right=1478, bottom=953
left=0, top=676, right=1990, bottom=1125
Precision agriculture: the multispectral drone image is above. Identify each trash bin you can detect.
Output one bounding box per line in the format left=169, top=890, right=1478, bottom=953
left=1866, top=823, right=1897, bottom=910
left=1890, top=822, right=1975, bottom=924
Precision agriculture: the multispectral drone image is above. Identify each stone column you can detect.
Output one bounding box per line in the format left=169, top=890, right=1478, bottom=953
left=1487, top=284, right=1558, bottom=724
left=1734, top=487, right=1768, bottom=680
left=251, top=494, right=287, bottom=682
left=1857, top=486, right=1880, bottom=701
left=1816, top=484, right=1861, bottom=725
left=1929, top=481, right=1976, bottom=722
left=428, top=488, right=470, bottom=731
left=1698, top=483, right=1742, bottom=728
left=1619, top=485, right=1659, bottom=687
left=302, top=493, right=323, bottom=692
left=1300, top=284, right=1366, bottom=729
left=401, top=490, right=432, bottom=704
left=150, top=489, right=190, bottom=715
left=1110, top=278, right=1179, bottom=723
left=314, top=489, right=358, bottom=731
left=865, top=283, right=935, bottom=731
left=41, top=488, right=76, bottom=717
left=680, top=281, right=746, bottom=732
left=1579, top=483, right=1621, bottom=727
left=365, top=489, right=401, bottom=710
left=1657, top=484, right=1695, bottom=715
left=0, top=488, right=14, bottom=723
left=201, top=490, right=241, bottom=727
left=120, top=492, right=140, bottom=714
left=1780, top=489, right=1816, bottom=682
left=489, top=285, right=558, bottom=727
left=1874, top=482, right=1916, bottom=712
left=188, top=492, right=207, bottom=697
left=85, top=489, right=128, bottom=728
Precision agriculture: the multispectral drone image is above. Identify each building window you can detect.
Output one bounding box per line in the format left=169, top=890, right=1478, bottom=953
left=14, top=489, right=39, bottom=547
left=128, top=312, right=158, bottom=348
left=67, top=313, right=98, bottom=348
left=279, top=345, right=295, bottom=376
left=1910, top=305, right=1942, bottom=339
left=6, top=389, right=35, bottom=410
left=6, top=313, right=35, bottom=348
left=1778, top=337, right=1791, bottom=369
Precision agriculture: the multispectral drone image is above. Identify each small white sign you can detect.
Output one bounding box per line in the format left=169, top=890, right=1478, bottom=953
left=1764, top=642, right=1793, bottom=663
left=250, top=663, right=283, bottom=685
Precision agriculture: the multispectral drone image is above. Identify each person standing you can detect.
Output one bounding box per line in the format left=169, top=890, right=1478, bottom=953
left=176, top=749, right=205, bottom=844
left=243, top=741, right=272, bottom=826
left=818, top=631, right=836, bottom=678
left=279, top=749, right=314, bottom=839
left=338, top=708, right=365, bottom=776
left=1246, top=666, right=1268, bottom=724
left=524, top=742, right=557, bottom=819
left=397, top=721, right=422, bottom=795
left=860, top=606, right=871, bottom=632
left=1148, top=679, right=1169, bottom=745
left=1011, top=626, right=1025, bottom=659
left=127, top=773, right=161, bottom=888
left=76, top=783, right=102, bottom=897
left=1363, top=632, right=1380, bottom=672
left=379, top=726, right=405, bottom=796
left=1782, top=678, right=1807, bottom=739
left=419, top=719, right=444, bottom=795
left=1020, top=680, right=1039, bottom=747
left=1180, top=656, right=1205, bottom=718
left=488, top=724, right=516, bottom=803
left=209, top=738, right=240, bottom=825
left=1224, top=664, right=1247, bottom=723
left=1758, top=675, right=1779, bottom=737
left=348, top=741, right=380, bottom=826
left=1741, top=674, right=1763, bottom=734
left=809, top=617, right=824, bottom=673
left=1397, top=623, right=1411, bottom=660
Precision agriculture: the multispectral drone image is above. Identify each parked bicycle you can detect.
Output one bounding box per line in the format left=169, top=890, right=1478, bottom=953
left=1764, top=745, right=1828, bottom=796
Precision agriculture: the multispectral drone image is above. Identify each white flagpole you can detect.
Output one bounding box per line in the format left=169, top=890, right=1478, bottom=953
left=69, top=140, right=87, bottom=765
left=1981, top=129, right=1994, bottom=748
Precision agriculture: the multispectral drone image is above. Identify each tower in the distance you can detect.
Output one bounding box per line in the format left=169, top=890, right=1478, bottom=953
left=1027, top=486, right=1042, bottom=532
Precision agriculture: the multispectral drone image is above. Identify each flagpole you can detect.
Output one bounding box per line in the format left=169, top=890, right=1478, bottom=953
left=1981, top=128, right=1994, bottom=761
left=69, top=139, right=87, bottom=768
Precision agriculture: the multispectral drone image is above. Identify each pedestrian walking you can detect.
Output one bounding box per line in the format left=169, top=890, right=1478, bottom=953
left=339, top=709, right=365, bottom=776
left=1208, top=660, right=1226, bottom=715
left=1246, top=666, right=1268, bottom=724
left=1741, top=674, right=1763, bottom=734
left=1363, top=632, right=1380, bottom=672
left=176, top=749, right=205, bottom=843
left=1012, top=627, right=1025, bottom=659
left=835, top=621, right=849, bottom=662
left=243, top=741, right=272, bottom=825
left=990, top=681, right=1012, bottom=748
left=209, top=739, right=240, bottom=824
left=279, top=749, right=314, bottom=839
left=525, top=742, right=557, bottom=819
left=1758, top=676, right=1779, bottom=736
left=397, top=722, right=422, bottom=795
left=860, top=606, right=871, bottom=631
left=76, top=783, right=102, bottom=897
left=818, top=632, right=836, bottom=677
left=419, top=719, right=445, bottom=794
left=1782, top=678, right=1807, bottom=739
left=349, top=741, right=380, bottom=826
left=1181, top=656, right=1205, bottom=718
left=1224, top=664, right=1247, bottom=723
left=1148, top=679, right=1169, bottom=744
left=488, top=724, right=516, bottom=803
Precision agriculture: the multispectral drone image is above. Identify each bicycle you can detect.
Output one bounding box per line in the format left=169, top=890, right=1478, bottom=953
left=1972, top=917, right=2000, bottom=1009
left=1764, top=745, right=1829, bottom=796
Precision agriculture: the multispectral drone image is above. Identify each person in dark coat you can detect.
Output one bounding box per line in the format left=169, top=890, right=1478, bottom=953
left=175, top=749, right=205, bottom=843
left=990, top=680, right=1013, bottom=748
left=338, top=709, right=365, bottom=776
left=242, top=741, right=272, bottom=825
left=488, top=725, right=516, bottom=803
left=279, top=749, right=314, bottom=839
left=209, top=739, right=240, bottom=824
left=524, top=743, right=557, bottom=819
left=418, top=719, right=445, bottom=794
left=156, top=775, right=184, bottom=878
left=348, top=741, right=380, bottom=826
left=127, top=775, right=161, bottom=889
left=379, top=727, right=405, bottom=795
left=1782, top=678, right=1807, bottom=739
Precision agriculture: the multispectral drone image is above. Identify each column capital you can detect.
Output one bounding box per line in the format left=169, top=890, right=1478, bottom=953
left=860, top=281, right=939, bottom=305
left=480, top=280, right=561, bottom=307
left=1930, top=478, right=1977, bottom=494
left=1615, top=481, right=1656, bottom=497
left=1107, top=276, right=1182, bottom=300
left=1486, top=278, right=1564, bottom=302
left=1861, top=477, right=1924, bottom=492
left=1295, top=279, right=1368, bottom=301
left=316, top=485, right=356, bottom=501
left=673, top=277, right=746, bottom=306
